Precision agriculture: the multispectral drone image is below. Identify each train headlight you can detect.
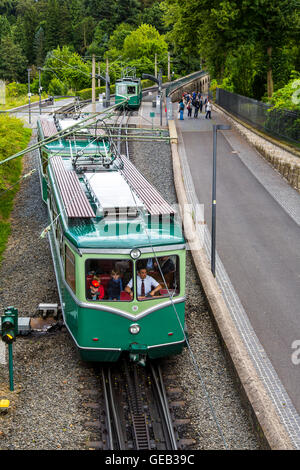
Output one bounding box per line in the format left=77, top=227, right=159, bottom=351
left=130, top=248, right=141, bottom=259
left=129, top=323, right=140, bottom=335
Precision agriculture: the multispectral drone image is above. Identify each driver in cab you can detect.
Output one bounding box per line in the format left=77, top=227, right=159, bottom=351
left=125, top=267, right=162, bottom=300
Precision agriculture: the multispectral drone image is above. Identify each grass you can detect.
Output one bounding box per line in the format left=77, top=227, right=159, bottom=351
left=0, top=115, right=32, bottom=261
left=0, top=94, right=48, bottom=111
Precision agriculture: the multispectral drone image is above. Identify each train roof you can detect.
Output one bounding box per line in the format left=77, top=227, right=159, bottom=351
left=115, top=77, right=141, bottom=84
left=37, top=116, right=109, bottom=155
left=47, top=153, right=184, bottom=250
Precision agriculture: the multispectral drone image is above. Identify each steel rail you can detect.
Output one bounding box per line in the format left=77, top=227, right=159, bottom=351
left=101, top=368, right=114, bottom=449
left=150, top=362, right=178, bottom=450
left=101, top=367, right=126, bottom=450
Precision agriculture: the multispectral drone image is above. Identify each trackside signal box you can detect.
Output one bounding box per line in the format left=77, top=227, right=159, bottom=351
left=1, top=307, right=18, bottom=344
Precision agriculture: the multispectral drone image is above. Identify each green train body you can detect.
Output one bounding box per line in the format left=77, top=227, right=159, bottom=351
left=37, top=116, right=186, bottom=364
left=115, top=77, right=142, bottom=110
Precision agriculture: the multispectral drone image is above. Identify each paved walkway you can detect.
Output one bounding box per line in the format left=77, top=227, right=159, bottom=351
left=173, top=102, right=300, bottom=448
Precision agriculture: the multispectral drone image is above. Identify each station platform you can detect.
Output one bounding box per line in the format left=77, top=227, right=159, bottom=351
left=172, top=100, right=300, bottom=448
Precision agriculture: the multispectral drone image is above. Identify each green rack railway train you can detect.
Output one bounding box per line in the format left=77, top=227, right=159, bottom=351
left=115, top=76, right=142, bottom=110
left=37, top=115, right=186, bottom=364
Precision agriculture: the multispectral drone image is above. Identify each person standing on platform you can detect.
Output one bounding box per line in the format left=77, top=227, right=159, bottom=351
left=194, top=99, right=200, bottom=118
left=178, top=99, right=185, bottom=120
left=205, top=99, right=212, bottom=119
left=187, top=100, right=192, bottom=118
left=199, top=96, right=204, bottom=113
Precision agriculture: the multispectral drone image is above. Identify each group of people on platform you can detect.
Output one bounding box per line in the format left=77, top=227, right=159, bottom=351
left=178, top=91, right=212, bottom=121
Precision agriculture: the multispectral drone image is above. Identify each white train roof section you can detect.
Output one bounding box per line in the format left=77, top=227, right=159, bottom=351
left=84, top=172, right=144, bottom=216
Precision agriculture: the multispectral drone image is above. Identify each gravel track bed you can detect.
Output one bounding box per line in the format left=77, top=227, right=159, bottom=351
left=0, top=126, right=260, bottom=450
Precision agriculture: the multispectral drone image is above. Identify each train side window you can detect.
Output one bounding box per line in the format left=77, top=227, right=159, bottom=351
left=65, top=245, right=76, bottom=292
left=127, top=86, right=136, bottom=95
left=85, top=259, right=133, bottom=302
left=136, top=255, right=179, bottom=301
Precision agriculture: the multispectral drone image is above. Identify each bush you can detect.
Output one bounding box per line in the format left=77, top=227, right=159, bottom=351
left=48, top=78, right=68, bottom=96
left=6, top=82, right=27, bottom=97
left=77, top=85, right=115, bottom=100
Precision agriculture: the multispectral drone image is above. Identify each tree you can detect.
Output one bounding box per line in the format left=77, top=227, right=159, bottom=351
left=42, top=46, right=90, bottom=92
left=162, top=0, right=300, bottom=99
left=123, top=24, right=168, bottom=62
left=108, top=23, right=134, bottom=50
left=15, top=0, right=39, bottom=64
left=34, top=25, right=46, bottom=67
left=0, top=35, right=27, bottom=81
left=0, top=14, right=11, bottom=39
left=137, top=2, right=168, bottom=34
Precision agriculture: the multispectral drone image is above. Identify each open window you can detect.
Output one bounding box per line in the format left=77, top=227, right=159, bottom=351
left=85, top=258, right=133, bottom=302
left=135, top=255, right=180, bottom=301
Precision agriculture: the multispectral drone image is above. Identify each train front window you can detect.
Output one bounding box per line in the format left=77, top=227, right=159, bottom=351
left=117, top=85, right=127, bottom=96
left=85, top=259, right=133, bottom=302
left=127, top=86, right=136, bottom=95
left=135, top=255, right=180, bottom=301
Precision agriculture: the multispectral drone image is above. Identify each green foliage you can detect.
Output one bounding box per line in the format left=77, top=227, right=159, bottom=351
left=0, top=115, right=32, bottom=261
left=42, top=45, right=90, bottom=92
left=108, top=23, right=135, bottom=50
left=0, top=35, right=27, bottom=81
left=48, top=77, right=68, bottom=96
left=5, top=82, right=27, bottom=97
left=269, top=73, right=300, bottom=111
left=161, top=0, right=300, bottom=100
left=123, top=24, right=168, bottom=62
left=223, top=44, right=264, bottom=98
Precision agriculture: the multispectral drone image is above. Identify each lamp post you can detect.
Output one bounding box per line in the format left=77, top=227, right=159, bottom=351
left=142, top=72, right=163, bottom=127
left=27, top=68, right=32, bottom=124
left=211, top=124, right=231, bottom=277
left=38, top=67, right=42, bottom=115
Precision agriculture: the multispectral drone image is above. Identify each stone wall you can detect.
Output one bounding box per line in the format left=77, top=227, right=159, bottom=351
left=170, top=74, right=210, bottom=102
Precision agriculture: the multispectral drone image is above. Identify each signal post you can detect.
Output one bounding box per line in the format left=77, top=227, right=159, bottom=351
left=1, top=307, right=18, bottom=391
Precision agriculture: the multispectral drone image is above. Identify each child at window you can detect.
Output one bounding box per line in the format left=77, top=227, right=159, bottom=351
left=108, top=270, right=123, bottom=301
left=88, top=279, right=105, bottom=301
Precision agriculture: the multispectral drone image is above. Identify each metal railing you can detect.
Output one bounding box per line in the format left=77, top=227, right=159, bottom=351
left=216, top=88, right=300, bottom=146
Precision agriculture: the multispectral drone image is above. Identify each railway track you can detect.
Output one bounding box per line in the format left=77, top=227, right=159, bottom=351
left=98, top=360, right=180, bottom=450
left=54, top=97, right=92, bottom=116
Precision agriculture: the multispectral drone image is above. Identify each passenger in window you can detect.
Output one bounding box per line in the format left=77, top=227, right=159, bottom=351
left=125, top=268, right=162, bottom=300
left=146, top=258, right=155, bottom=270
left=87, top=279, right=105, bottom=301
left=158, top=256, right=175, bottom=275
left=107, top=270, right=123, bottom=301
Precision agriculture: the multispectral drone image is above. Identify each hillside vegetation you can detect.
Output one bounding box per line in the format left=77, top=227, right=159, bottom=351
left=0, top=1, right=299, bottom=105
left=0, top=115, right=32, bottom=260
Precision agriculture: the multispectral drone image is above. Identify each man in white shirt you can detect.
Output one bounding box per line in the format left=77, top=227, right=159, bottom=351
left=125, top=268, right=162, bottom=299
